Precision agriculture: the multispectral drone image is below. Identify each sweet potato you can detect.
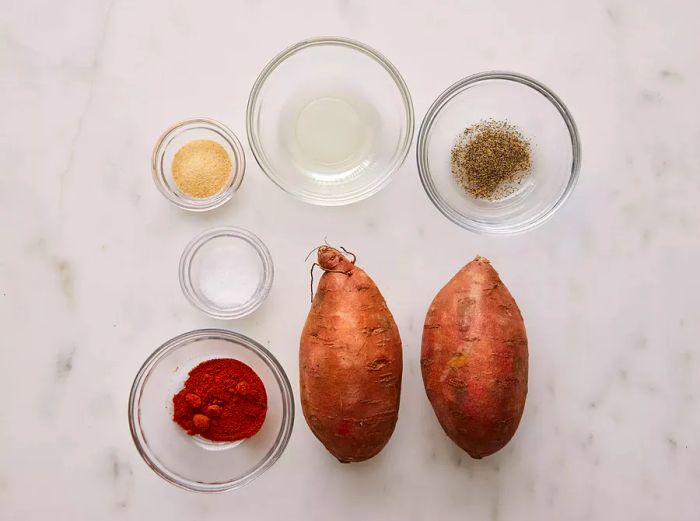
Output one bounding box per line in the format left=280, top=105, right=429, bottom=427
left=421, top=256, right=528, bottom=459
left=300, top=246, right=402, bottom=462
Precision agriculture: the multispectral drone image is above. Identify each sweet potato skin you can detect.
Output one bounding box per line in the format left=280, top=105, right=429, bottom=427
left=421, top=256, right=528, bottom=459
left=300, top=247, right=402, bottom=462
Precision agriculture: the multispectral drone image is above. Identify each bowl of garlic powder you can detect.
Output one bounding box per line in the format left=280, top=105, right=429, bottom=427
left=152, top=118, right=246, bottom=211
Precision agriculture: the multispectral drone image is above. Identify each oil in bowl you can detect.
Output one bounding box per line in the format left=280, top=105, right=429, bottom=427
left=279, top=89, right=381, bottom=183
left=247, top=37, right=414, bottom=206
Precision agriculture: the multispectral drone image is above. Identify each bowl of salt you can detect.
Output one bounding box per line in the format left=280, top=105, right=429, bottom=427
left=179, top=227, right=274, bottom=319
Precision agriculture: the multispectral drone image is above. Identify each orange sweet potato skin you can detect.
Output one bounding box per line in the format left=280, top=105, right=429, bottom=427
left=421, top=256, right=528, bottom=459
left=300, top=247, right=402, bottom=462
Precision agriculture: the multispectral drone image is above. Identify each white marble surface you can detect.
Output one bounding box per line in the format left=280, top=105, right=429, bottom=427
left=1, top=0, right=699, bottom=519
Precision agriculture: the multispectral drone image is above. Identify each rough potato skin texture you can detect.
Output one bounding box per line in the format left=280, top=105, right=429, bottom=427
left=421, top=256, right=528, bottom=459
left=300, top=247, right=402, bottom=463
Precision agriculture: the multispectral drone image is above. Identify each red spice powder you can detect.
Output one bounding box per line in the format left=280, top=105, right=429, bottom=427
left=172, top=358, right=267, bottom=442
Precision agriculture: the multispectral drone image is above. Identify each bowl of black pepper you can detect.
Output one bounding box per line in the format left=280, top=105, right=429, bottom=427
left=416, top=71, right=581, bottom=234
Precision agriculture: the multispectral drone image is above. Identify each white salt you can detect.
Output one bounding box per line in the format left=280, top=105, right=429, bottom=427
left=191, top=237, right=262, bottom=309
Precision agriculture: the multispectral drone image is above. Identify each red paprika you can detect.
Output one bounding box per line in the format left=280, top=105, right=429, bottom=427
left=172, top=358, right=267, bottom=442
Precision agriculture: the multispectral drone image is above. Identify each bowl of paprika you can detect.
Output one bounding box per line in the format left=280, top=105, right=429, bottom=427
left=128, top=329, right=294, bottom=492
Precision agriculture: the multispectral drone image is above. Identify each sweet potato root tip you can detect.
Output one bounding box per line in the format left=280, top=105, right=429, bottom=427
left=317, top=246, right=353, bottom=272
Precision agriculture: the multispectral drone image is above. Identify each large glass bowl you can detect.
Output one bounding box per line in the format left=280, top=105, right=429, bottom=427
left=247, top=37, right=414, bottom=206
left=128, top=329, right=294, bottom=492
left=417, top=71, right=581, bottom=234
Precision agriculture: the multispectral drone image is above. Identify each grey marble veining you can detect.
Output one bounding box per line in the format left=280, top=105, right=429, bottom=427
left=1, top=0, right=699, bottom=519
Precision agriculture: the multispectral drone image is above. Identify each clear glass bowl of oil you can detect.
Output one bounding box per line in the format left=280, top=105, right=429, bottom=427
left=247, top=37, right=414, bottom=206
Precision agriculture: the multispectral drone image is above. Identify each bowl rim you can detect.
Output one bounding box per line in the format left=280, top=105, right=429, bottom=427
left=151, top=118, right=246, bottom=212
left=416, top=70, right=582, bottom=235
left=178, top=226, right=274, bottom=319
left=246, top=36, right=415, bottom=206
left=128, top=328, right=295, bottom=493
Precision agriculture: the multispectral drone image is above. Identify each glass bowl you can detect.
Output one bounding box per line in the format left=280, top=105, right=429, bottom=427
left=179, top=227, right=274, bottom=320
left=152, top=118, right=246, bottom=211
left=247, top=37, right=414, bottom=206
left=417, top=71, right=581, bottom=234
left=128, top=329, right=294, bottom=492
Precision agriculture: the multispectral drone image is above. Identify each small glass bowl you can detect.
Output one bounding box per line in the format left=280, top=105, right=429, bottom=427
left=128, top=329, right=294, bottom=492
left=247, top=37, right=414, bottom=206
left=152, top=118, right=246, bottom=211
left=417, top=71, right=581, bottom=234
left=179, top=227, right=273, bottom=319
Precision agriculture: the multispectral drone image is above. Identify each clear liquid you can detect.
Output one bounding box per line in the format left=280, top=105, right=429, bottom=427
left=281, top=91, right=380, bottom=183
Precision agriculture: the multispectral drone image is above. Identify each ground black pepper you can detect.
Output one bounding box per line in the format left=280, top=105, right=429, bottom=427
left=450, top=120, right=532, bottom=200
